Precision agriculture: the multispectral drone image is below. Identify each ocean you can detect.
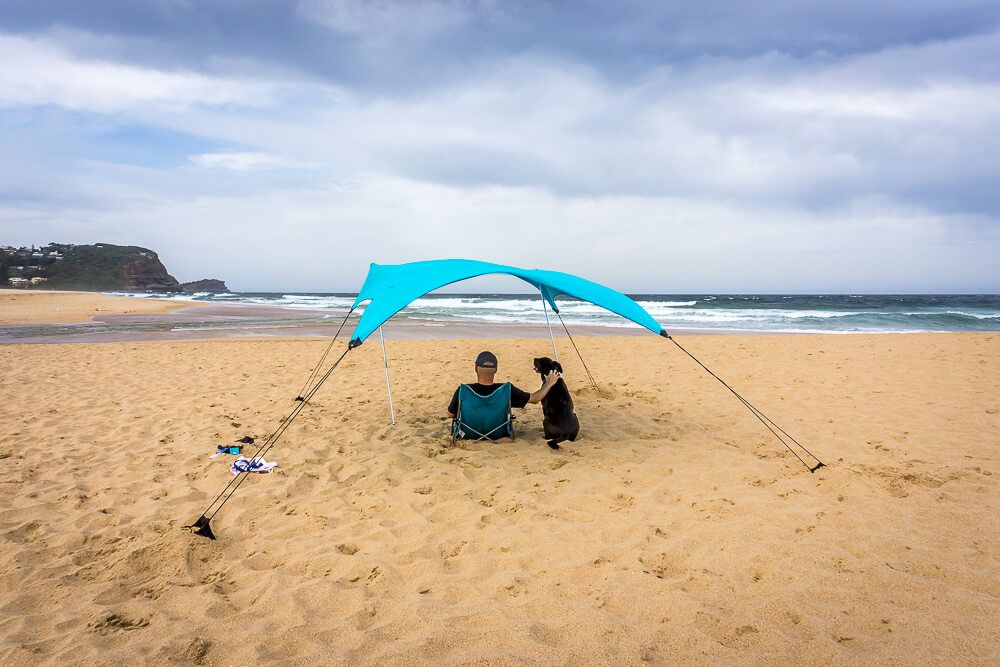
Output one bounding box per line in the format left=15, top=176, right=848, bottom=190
left=112, top=292, right=1000, bottom=334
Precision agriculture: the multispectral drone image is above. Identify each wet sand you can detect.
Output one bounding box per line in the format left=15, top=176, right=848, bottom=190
left=0, top=297, right=736, bottom=345
left=0, top=289, right=203, bottom=325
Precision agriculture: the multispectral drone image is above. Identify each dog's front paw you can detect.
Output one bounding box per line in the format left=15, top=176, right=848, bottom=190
left=547, top=440, right=561, bottom=450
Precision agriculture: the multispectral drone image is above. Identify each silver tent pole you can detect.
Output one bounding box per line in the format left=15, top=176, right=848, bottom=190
left=539, top=288, right=558, bottom=361
left=379, top=326, right=396, bottom=425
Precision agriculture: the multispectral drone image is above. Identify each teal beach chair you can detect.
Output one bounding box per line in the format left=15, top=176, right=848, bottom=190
left=452, top=383, right=515, bottom=443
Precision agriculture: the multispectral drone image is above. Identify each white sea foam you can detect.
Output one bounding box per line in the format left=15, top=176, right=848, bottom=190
left=101, top=291, right=1000, bottom=334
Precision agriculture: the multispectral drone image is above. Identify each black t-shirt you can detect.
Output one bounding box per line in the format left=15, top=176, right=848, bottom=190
left=448, top=382, right=531, bottom=415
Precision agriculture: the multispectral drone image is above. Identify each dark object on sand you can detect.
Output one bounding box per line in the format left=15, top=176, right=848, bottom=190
left=533, top=356, right=580, bottom=449
left=236, top=436, right=255, bottom=444
left=188, top=515, right=216, bottom=540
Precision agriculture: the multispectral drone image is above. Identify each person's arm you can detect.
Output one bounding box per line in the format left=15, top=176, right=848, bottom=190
left=527, top=371, right=561, bottom=404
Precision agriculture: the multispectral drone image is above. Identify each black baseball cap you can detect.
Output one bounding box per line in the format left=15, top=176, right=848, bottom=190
left=475, top=351, right=498, bottom=368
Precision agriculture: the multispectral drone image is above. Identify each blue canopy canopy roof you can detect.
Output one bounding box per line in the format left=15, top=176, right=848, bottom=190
left=348, top=260, right=666, bottom=346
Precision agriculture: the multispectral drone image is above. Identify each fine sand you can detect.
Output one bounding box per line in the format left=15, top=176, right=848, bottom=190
left=0, top=332, right=998, bottom=665
left=0, top=289, right=201, bottom=325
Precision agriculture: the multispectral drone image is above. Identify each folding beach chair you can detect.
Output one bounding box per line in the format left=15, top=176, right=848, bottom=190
left=452, top=383, right=515, bottom=443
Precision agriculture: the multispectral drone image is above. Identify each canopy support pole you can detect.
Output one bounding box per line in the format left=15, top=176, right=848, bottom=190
left=379, top=326, right=396, bottom=425
left=539, top=288, right=558, bottom=361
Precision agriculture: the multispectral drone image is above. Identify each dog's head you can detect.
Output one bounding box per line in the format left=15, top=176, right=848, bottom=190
left=533, top=356, right=563, bottom=376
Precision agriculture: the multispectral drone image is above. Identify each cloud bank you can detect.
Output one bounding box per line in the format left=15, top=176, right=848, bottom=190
left=0, top=1, right=997, bottom=291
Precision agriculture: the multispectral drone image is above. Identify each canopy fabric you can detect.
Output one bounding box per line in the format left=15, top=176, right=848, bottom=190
left=348, top=259, right=665, bottom=346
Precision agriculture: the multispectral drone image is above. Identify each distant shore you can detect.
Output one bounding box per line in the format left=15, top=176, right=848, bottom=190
left=0, top=288, right=205, bottom=325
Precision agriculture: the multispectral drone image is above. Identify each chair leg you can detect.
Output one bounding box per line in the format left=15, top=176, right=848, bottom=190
left=453, top=418, right=513, bottom=442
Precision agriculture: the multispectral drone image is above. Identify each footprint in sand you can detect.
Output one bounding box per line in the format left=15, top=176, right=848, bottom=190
left=503, top=580, right=524, bottom=597
left=694, top=611, right=759, bottom=648
left=132, top=584, right=165, bottom=600
left=90, top=613, right=150, bottom=635
left=182, top=638, right=212, bottom=665
left=6, top=520, right=43, bottom=544
left=440, top=541, right=467, bottom=559
left=639, top=552, right=685, bottom=580
left=611, top=493, right=636, bottom=511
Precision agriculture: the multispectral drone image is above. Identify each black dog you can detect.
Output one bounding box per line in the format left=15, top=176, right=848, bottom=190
left=533, top=357, right=580, bottom=450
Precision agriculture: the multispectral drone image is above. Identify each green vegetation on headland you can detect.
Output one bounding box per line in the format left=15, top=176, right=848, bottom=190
left=2, top=243, right=228, bottom=293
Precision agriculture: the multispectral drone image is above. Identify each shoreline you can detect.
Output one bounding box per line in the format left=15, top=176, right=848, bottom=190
left=0, top=311, right=965, bottom=346
left=1, top=291, right=996, bottom=345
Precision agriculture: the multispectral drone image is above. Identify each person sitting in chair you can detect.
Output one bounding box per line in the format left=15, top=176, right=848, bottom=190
left=446, top=350, right=561, bottom=418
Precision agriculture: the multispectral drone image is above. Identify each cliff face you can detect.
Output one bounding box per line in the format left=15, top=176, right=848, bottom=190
left=5, top=242, right=230, bottom=292
left=36, top=244, right=180, bottom=291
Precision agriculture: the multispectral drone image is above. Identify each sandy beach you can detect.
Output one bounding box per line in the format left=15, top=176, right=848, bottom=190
left=6, top=1, right=996, bottom=662
left=0, top=316, right=997, bottom=664
left=0, top=289, right=201, bottom=325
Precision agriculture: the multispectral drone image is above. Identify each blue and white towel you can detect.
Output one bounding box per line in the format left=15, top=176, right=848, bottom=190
left=230, top=456, right=278, bottom=475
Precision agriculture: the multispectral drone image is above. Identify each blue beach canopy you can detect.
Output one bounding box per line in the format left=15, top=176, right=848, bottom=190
left=348, top=259, right=666, bottom=346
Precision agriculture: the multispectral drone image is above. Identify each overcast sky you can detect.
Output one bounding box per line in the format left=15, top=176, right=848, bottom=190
left=1, top=1, right=998, bottom=292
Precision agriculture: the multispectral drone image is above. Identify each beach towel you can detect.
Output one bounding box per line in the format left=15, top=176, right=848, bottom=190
left=230, top=456, right=278, bottom=475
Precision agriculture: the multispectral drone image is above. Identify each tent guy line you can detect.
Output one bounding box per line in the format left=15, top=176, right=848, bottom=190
left=293, top=307, right=355, bottom=402
left=188, top=259, right=825, bottom=541
left=661, top=332, right=825, bottom=473
left=555, top=310, right=600, bottom=392
left=188, top=346, right=352, bottom=540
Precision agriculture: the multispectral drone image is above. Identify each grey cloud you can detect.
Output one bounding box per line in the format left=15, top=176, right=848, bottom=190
left=3, top=1, right=1000, bottom=87
left=0, top=1, right=998, bottom=291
